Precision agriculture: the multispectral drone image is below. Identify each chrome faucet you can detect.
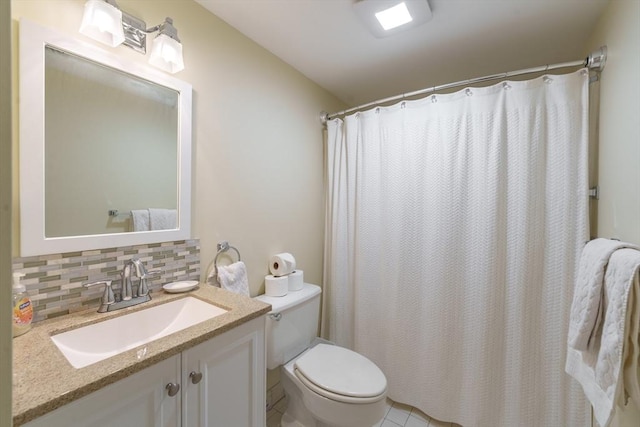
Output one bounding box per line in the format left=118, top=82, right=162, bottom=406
left=131, top=258, right=161, bottom=297
left=121, top=261, right=135, bottom=301
left=86, top=258, right=161, bottom=313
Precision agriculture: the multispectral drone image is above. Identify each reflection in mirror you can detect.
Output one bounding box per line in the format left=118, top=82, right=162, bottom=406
left=45, top=47, right=179, bottom=237
left=19, top=19, right=192, bottom=256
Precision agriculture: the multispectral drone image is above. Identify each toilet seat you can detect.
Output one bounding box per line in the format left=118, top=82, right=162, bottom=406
left=293, top=344, right=387, bottom=404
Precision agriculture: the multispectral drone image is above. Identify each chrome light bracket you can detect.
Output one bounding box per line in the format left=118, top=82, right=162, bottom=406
left=157, top=18, right=181, bottom=42
left=122, top=11, right=147, bottom=54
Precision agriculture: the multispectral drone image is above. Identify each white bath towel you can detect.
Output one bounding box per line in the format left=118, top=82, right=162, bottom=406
left=149, top=208, right=177, bottom=230
left=131, top=209, right=150, bottom=231
left=622, top=273, right=640, bottom=409
left=215, top=261, right=250, bottom=296
left=568, top=238, right=639, bottom=351
left=565, top=247, right=640, bottom=427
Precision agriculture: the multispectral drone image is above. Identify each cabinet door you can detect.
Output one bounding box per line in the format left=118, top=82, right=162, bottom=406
left=182, top=316, right=266, bottom=427
left=24, top=355, right=182, bottom=427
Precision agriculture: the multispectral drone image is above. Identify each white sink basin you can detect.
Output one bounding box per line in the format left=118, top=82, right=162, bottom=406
left=51, top=297, right=228, bottom=369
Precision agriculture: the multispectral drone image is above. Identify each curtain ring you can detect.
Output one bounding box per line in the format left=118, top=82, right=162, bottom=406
left=375, top=107, right=380, bottom=114
left=502, top=82, right=511, bottom=90
left=543, top=76, right=553, bottom=84
left=401, top=101, right=406, bottom=109
left=431, top=95, right=437, bottom=103
left=465, top=88, right=473, bottom=96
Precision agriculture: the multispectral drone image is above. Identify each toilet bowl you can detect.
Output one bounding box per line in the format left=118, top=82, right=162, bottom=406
left=281, top=343, right=387, bottom=427
left=255, top=283, right=387, bottom=427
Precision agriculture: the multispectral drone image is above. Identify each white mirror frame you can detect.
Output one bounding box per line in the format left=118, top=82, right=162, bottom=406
left=19, top=19, right=192, bottom=256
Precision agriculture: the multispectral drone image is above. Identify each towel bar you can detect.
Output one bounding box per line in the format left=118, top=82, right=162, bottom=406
left=108, top=209, right=132, bottom=217
left=213, top=241, right=242, bottom=281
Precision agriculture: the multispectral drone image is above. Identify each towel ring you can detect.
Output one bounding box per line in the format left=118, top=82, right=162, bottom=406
left=213, top=241, right=242, bottom=281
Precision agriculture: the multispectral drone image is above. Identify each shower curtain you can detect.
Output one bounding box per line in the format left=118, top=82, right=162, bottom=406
left=322, top=70, right=591, bottom=426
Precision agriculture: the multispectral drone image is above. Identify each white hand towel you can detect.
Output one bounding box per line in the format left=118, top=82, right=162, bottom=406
left=149, top=208, right=177, bottom=230
left=131, top=209, right=150, bottom=231
left=565, top=247, right=640, bottom=427
left=568, top=238, right=639, bottom=351
left=215, top=261, right=250, bottom=296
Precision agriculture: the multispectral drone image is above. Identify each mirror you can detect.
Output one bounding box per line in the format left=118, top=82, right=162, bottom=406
left=19, top=19, right=192, bottom=256
left=44, top=46, right=179, bottom=238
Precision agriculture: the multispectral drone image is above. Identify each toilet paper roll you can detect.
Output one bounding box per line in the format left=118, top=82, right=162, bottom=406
left=265, top=275, right=288, bottom=297
left=269, top=253, right=296, bottom=277
left=288, top=270, right=304, bottom=291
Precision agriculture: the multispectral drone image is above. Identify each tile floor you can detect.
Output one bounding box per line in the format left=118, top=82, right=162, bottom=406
left=266, top=396, right=462, bottom=427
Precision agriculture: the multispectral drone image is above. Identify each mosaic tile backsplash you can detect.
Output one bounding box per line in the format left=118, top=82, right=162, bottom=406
left=12, top=239, right=200, bottom=322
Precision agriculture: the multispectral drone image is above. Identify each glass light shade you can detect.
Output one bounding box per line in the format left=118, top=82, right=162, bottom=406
left=79, top=0, right=125, bottom=47
left=149, top=34, right=185, bottom=74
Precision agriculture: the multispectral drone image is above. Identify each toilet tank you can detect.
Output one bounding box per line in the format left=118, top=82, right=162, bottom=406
left=255, top=283, right=321, bottom=369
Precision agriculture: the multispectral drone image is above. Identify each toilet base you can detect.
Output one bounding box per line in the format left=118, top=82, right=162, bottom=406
left=280, top=356, right=386, bottom=427
left=281, top=412, right=311, bottom=427
left=280, top=367, right=323, bottom=427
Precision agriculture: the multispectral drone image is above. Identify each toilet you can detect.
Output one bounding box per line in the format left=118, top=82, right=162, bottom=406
left=255, top=283, right=387, bottom=427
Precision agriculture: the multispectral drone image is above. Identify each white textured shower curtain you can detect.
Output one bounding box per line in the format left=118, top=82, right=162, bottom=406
left=322, top=70, right=591, bottom=426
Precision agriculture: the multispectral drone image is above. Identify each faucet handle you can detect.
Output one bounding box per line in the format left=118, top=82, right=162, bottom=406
left=131, top=258, right=152, bottom=276
left=138, top=269, right=162, bottom=297
left=84, top=280, right=115, bottom=306
left=143, top=269, right=162, bottom=279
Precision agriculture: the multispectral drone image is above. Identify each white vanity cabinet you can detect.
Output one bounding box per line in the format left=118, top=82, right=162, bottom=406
left=23, top=316, right=266, bottom=427
left=182, top=316, right=266, bottom=427
left=24, top=355, right=182, bottom=427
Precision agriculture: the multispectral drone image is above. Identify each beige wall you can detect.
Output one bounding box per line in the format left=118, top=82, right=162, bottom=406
left=11, top=0, right=345, bottom=296
left=587, top=0, right=640, bottom=246
left=2, top=1, right=13, bottom=425
left=585, top=1, right=640, bottom=426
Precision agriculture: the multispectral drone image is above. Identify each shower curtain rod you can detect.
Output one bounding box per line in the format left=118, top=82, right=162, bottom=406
left=321, top=46, right=607, bottom=124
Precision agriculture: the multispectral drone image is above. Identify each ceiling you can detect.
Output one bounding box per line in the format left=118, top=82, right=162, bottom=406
left=195, top=0, right=610, bottom=108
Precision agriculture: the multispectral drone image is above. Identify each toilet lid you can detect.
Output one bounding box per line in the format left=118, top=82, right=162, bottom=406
left=294, top=344, right=387, bottom=399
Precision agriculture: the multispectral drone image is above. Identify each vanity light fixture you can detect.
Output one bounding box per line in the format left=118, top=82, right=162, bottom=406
left=353, top=0, right=433, bottom=38
left=79, top=0, right=185, bottom=73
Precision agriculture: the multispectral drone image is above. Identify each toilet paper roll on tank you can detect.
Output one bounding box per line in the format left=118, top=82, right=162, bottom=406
left=264, top=275, right=288, bottom=297
left=269, top=253, right=296, bottom=276
left=288, top=269, right=304, bottom=291
left=264, top=253, right=304, bottom=296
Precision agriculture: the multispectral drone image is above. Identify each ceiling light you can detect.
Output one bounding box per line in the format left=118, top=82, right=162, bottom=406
left=79, top=0, right=185, bottom=73
left=353, top=0, right=433, bottom=38
left=375, top=2, right=413, bottom=31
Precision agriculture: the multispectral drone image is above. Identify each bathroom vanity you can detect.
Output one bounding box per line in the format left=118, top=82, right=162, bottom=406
left=12, top=18, right=272, bottom=427
left=12, top=286, right=271, bottom=426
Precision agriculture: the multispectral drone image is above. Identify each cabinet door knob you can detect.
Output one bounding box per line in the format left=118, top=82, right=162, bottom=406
left=189, top=371, right=203, bottom=384
left=166, top=382, right=180, bottom=397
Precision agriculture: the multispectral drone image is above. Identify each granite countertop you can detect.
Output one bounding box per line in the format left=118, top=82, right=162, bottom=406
left=12, top=285, right=271, bottom=426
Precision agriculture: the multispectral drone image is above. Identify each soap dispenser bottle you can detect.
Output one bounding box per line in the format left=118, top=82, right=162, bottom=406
left=12, top=272, right=33, bottom=337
